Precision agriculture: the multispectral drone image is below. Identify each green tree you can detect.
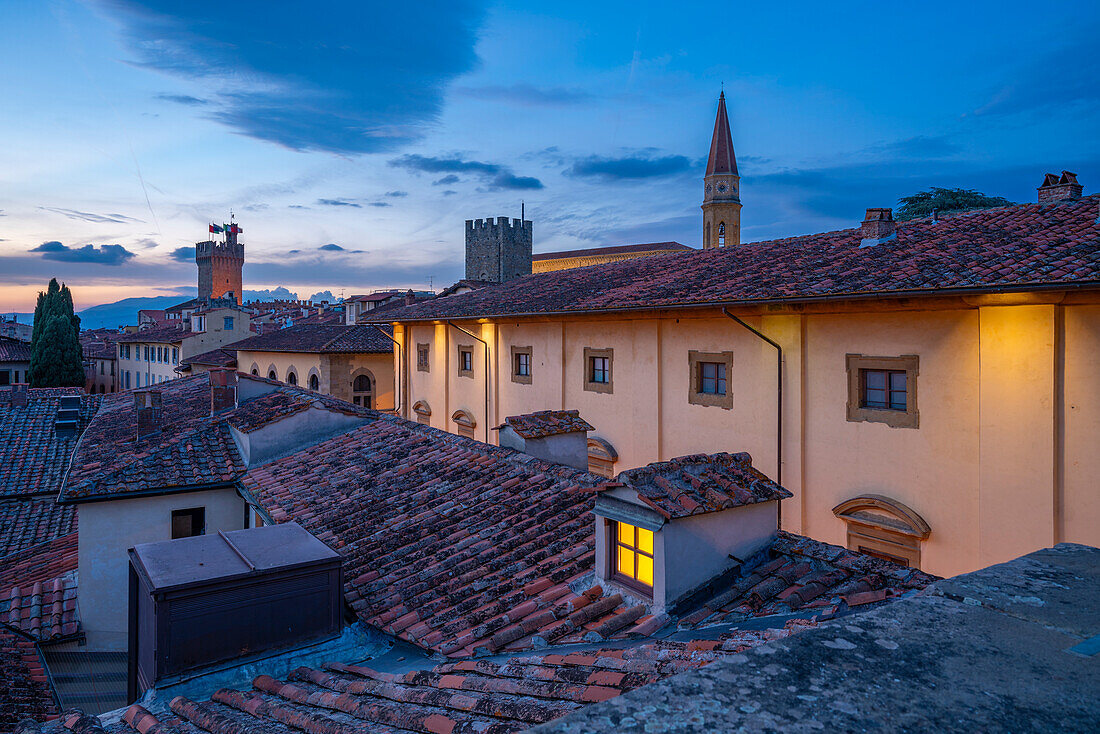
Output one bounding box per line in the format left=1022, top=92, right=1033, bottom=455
left=29, top=278, right=85, bottom=387
left=895, top=187, right=1013, bottom=221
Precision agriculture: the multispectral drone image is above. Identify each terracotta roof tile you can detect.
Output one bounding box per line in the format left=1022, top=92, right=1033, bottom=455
left=606, top=452, right=791, bottom=519
left=495, top=410, right=594, bottom=439
left=0, top=336, right=32, bottom=362
left=0, top=499, right=76, bottom=559
left=0, top=628, right=59, bottom=731
left=232, top=324, right=392, bottom=354
left=372, top=196, right=1100, bottom=321
left=179, top=348, right=238, bottom=369
left=0, top=388, right=100, bottom=499
left=0, top=533, right=79, bottom=642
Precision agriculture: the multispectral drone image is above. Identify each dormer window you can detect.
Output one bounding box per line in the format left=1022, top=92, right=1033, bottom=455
left=613, top=521, right=654, bottom=589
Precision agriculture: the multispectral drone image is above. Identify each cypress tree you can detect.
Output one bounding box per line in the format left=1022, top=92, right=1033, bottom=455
left=29, top=278, right=85, bottom=387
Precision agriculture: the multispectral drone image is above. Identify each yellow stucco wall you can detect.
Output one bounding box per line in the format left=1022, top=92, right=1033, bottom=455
left=397, top=300, right=1100, bottom=577
left=237, top=349, right=395, bottom=410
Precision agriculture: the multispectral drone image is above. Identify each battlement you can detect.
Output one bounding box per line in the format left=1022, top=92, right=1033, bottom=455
left=195, top=240, right=245, bottom=260
left=465, top=217, right=533, bottom=233
left=465, top=215, right=533, bottom=283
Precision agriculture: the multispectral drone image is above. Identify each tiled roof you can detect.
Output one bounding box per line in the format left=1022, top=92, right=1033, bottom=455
left=179, top=348, right=237, bottom=369
left=61, top=373, right=369, bottom=502
left=496, top=410, right=595, bottom=439
left=0, top=628, right=59, bottom=731
left=603, top=452, right=792, bottom=519
left=165, top=298, right=203, bottom=313
left=676, top=531, right=937, bottom=629
left=533, top=242, right=692, bottom=261
left=0, top=389, right=101, bottom=499
left=372, top=195, right=1100, bottom=321
left=0, top=500, right=77, bottom=559
left=0, top=336, right=32, bottom=363
left=239, top=416, right=606, bottom=659
left=435, top=279, right=497, bottom=298
left=0, top=533, right=80, bottom=642
left=232, top=324, right=393, bottom=354
left=114, top=324, right=188, bottom=344
left=78, top=341, right=114, bottom=360
left=94, top=619, right=820, bottom=734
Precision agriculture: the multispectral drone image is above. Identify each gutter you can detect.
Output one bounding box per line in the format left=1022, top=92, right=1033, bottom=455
left=446, top=321, right=491, bottom=443
left=373, top=280, right=1100, bottom=324
left=721, top=309, right=783, bottom=524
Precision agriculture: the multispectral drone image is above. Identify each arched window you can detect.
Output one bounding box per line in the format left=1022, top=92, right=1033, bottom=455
left=832, top=495, right=931, bottom=569
left=251, top=368, right=259, bottom=376
left=268, top=369, right=277, bottom=381
left=309, top=374, right=319, bottom=391
left=717, top=221, right=726, bottom=247
left=286, top=371, right=297, bottom=386
left=451, top=409, right=476, bottom=439
left=412, top=400, right=432, bottom=426
left=352, top=372, right=373, bottom=408
left=587, top=437, right=618, bottom=478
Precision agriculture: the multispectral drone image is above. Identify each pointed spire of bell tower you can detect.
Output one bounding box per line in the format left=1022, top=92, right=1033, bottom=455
left=701, top=91, right=742, bottom=249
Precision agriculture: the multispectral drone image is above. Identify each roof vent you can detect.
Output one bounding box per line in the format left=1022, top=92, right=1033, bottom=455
left=1037, top=171, right=1083, bottom=203
left=860, top=208, right=897, bottom=248
left=6, top=383, right=28, bottom=408
left=134, top=389, right=163, bottom=440
left=55, top=394, right=81, bottom=435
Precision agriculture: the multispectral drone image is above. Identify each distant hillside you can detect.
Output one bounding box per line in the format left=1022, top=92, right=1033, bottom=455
left=75, top=287, right=304, bottom=330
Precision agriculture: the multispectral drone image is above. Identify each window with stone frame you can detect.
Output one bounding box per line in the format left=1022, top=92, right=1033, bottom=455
left=511, top=345, right=532, bottom=384
left=832, top=494, right=931, bottom=569
left=452, top=409, right=476, bottom=439
left=413, top=400, right=432, bottom=426
left=688, top=350, right=734, bottom=409
left=583, top=347, right=613, bottom=394
left=587, top=437, right=618, bottom=478
left=846, top=354, right=919, bottom=428
left=416, top=343, right=430, bottom=372
left=458, top=345, right=474, bottom=378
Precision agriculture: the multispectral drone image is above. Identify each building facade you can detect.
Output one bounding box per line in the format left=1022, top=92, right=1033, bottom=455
left=116, top=307, right=252, bottom=388
left=465, top=216, right=532, bottom=283
left=701, top=91, right=741, bottom=249
left=195, top=225, right=244, bottom=305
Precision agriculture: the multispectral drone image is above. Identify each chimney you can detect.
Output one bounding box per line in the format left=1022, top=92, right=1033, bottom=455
left=10, top=383, right=28, bottom=408
left=209, top=367, right=238, bottom=414
left=494, top=410, right=594, bottom=471
left=1037, top=171, right=1083, bottom=203
left=860, top=208, right=897, bottom=248
left=134, top=389, right=163, bottom=440
left=405, top=289, right=416, bottom=306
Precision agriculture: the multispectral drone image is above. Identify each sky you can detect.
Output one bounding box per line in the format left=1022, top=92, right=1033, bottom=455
left=1, top=1, right=1098, bottom=312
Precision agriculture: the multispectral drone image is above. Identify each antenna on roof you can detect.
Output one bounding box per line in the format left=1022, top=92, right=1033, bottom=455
left=521, top=200, right=525, bottom=222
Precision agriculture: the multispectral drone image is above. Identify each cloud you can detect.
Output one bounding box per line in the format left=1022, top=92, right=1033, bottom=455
left=169, top=246, right=195, bottom=262
left=974, top=29, right=1100, bottom=117
left=455, top=83, right=592, bottom=106
left=384, top=190, right=408, bottom=198
left=155, top=93, right=208, bottom=106
left=134, top=238, right=160, bottom=249
left=98, top=1, right=485, bottom=154
left=308, top=290, right=335, bottom=303
left=390, top=154, right=544, bottom=190
left=30, top=241, right=136, bottom=266
left=442, top=190, right=457, bottom=196
left=368, top=202, right=391, bottom=207
left=433, top=174, right=460, bottom=186
left=566, top=153, right=693, bottom=181
left=38, top=206, right=144, bottom=224
left=316, top=198, right=361, bottom=208
left=318, top=243, right=345, bottom=251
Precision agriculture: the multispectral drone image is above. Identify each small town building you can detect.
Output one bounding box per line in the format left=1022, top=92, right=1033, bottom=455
left=0, top=335, right=31, bottom=386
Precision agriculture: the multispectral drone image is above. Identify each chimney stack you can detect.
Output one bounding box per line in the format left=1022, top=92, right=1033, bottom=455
left=859, top=208, right=897, bottom=248
left=10, top=383, right=28, bottom=408
left=1037, top=171, right=1083, bottom=203
left=405, top=289, right=416, bottom=306
left=209, top=367, right=238, bottom=414
left=134, top=389, right=163, bottom=440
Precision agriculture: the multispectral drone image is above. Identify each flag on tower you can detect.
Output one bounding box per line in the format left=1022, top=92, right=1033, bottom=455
left=209, top=223, right=224, bottom=234
left=229, top=223, right=242, bottom=234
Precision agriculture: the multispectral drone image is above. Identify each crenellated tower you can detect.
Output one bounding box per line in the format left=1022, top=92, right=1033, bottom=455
left=465, top=216, right=532, bottom=283
left=701, top=92, right=741, bottom=249
left=196, top=223, right=244, bottom=305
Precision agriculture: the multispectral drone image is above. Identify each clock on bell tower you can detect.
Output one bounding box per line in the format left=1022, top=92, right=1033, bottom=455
left=701, top=91, right=741, bottom=249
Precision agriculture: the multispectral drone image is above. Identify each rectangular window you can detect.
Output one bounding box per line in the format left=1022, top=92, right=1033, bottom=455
left=846, top=354, right=919, bottom=428
left=458, top=346, right=474, bottom=377
left=157, top=346, right=162, bottom=362
left=583, top=347, right=614, bottom=394
left=136, top=372, right=142, bottom=388
left=688, top=351, right=735, bottom=409
left=511, top=345, right=532, bottom=384
left=144, top=346, right=150, bottom=361
left=613, top=521, right=654, bottom=589
left=224, top=316, right=234, bottom=330
left=698, top=362, right=726, bottom=394
left=172, top=348, right=178, bottom=364
left=171, top=507, right=205, bottom=539
left=417, top=343, right=430, bottom=372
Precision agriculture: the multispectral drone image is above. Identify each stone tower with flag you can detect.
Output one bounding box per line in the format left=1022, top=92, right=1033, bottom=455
left=196, top=222, right=245, bottom=305
left=701, top=92, right=741, bottom=249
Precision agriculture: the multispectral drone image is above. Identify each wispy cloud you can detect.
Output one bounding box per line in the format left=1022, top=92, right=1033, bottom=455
left=566, top=153, right=692, bottom=180
left=455, top=83, right=592, bottom=106
left=38, top=206, right=144, bottom=224
left=98, top=1, right=486, bottom=154
left=155, top=93, right=208, bottom=106
left=316, top=198, right=361, bottom=208
left=30, top=241, right=136, bottom=265
left=384, top=190, right=408, bottom=198
left=390, top=154, right=543, bottom=190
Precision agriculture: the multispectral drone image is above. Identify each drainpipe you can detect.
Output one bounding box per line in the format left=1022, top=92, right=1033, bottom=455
left=721, top=308, right=782, bottom=497
left=367, top=325, right=403, bottom=415
left=446, top=321, right=491, bottom=443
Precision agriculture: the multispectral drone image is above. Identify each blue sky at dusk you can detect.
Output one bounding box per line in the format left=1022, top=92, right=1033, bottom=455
left=1, top=0, right=1098, bottom=311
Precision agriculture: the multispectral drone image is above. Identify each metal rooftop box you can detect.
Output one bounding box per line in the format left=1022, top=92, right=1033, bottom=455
left=127, top=522, right=343, bottom=701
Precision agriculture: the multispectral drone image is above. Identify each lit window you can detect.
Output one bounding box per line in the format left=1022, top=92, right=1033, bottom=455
left=613, top=521, right=654, bottom=588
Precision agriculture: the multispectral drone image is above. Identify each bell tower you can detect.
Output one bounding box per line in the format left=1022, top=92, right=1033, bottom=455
left=701, top=92, right=741, bottom=249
